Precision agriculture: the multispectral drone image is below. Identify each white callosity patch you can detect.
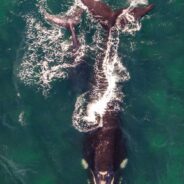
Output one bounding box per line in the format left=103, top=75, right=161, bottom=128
left=120, top=158, right=128, bottom=169
left=81, top=159, right=89, bottom=169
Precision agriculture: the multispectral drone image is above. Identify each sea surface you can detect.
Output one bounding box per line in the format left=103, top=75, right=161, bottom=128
left=0, top=0, right=184, bottom=184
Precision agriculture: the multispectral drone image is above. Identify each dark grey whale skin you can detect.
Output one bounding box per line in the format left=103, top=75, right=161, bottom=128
left=82, top=0, right=154, bottom=30
left=81, top=1, right=154, bottom=184
left=83, top=109, right=127, bottom=184
left=43, top=1, right=154, bottom=183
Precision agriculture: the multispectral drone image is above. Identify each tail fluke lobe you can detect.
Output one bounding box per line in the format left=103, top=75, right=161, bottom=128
left=44, top=7, right=84, bottom=52
left=115, top=4, right=154, bottom=29
left=81, top=0, right=154, bottom=30
left=130, top=4, right=154, bottom=20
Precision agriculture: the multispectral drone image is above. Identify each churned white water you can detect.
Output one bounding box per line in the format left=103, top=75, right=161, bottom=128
left=72, top=27, right=130, bottom=132
left=18, top=0, right=87, bottom=94
left=72, top=0, right=148, bottom=132
left=18, top=0, right=150, bottom=131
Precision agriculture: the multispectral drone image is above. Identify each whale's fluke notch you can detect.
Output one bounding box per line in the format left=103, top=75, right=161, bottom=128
left=81, top=0, right=154, bottom=30
left=44, top=7, right=84, bottom=52
left=81, top=0, right=116, bottom=29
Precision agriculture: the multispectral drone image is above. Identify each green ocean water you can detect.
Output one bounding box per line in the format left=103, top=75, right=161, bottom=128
left=0, top=0, right=184, bottom=184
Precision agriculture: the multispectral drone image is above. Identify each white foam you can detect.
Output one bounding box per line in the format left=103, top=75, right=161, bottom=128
left=18, top=0, right=146, bottom=132
left=0, top=155, right=27, bottom=184
left=18, top=0, right=87, bottom=95
left=18, top=111, right=26, bottom=126
left=128, top=0, right=148, bottom=7
left=72, top=27, right=130, bottom=132
left=72, top=0, right=148, bottom=132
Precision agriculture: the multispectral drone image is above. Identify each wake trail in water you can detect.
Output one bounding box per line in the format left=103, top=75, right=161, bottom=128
left=18, top=0, right=87, bottom=95
left=72, top=0, right=149, bottom=132
left=73, top=28, right=130, bottom=132
left=17, top=0, right=149, bottom=131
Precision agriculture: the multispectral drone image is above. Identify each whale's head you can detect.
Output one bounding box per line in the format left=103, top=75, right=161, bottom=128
left=91, top=170, right=115, bottom=184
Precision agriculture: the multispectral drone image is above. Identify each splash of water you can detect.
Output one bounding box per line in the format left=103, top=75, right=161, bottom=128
left=18, top=0, right=149, bottom=131
left=128, top=0, right=148, bottom=7
left=72, top=0, right=149, bottom=132
left=72, top=27, right=130, bottom=132
left=0, top=155, right=29, bottom=184
left=18, top=0, right=87, bottom=95
left=116, top=0, right=149, bottom=35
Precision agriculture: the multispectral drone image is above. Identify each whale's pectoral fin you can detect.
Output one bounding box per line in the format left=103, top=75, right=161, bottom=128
left=130, top=4, right=154, bottom=20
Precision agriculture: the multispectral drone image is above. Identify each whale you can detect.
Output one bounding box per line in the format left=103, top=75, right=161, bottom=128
left=44, top=6, right=84, bottom=52
left=79, top=1, right=154, bottom=184
left=82, top=109, right=128, bottom=184
left=43, top=1, right=154, bottom=183
left=43, top=0, right=154, bottom=48
left=81, top=0, right=154, bottom=30
left=44, top=1, right=154, bottom=50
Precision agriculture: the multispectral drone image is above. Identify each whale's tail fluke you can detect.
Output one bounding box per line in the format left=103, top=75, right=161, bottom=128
left=114, top=4, right=154, bottom=30
left=44, top=7, right=84, bottom=52
left=129, top=4, right=154, bottom=20
left=81, top=0, right=154, bottom=30
left=81, top=0, right=115, bottom=29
